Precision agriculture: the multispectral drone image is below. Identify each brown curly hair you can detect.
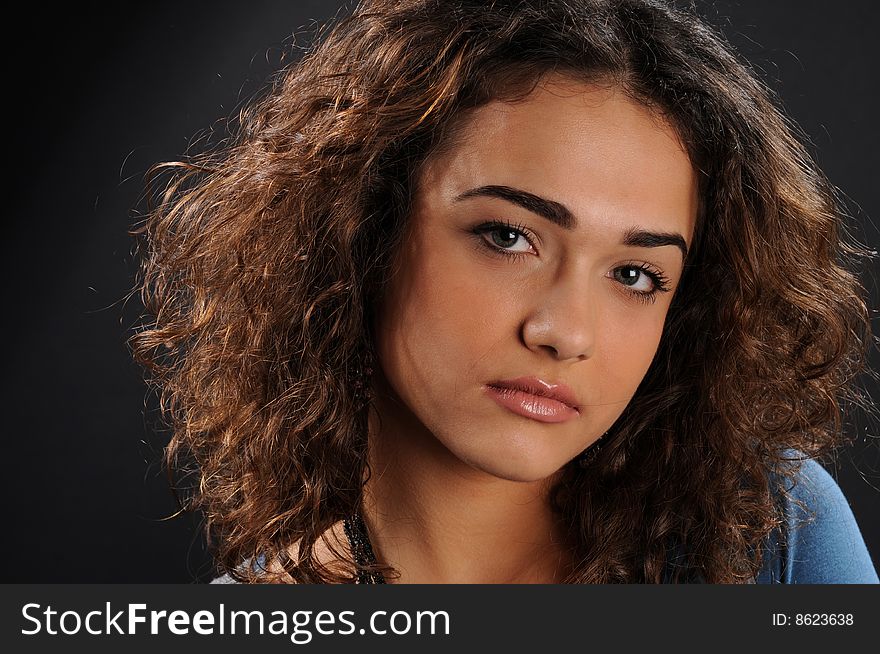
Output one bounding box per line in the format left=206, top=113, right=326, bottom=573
left=130, top=0, right=877, bottom=583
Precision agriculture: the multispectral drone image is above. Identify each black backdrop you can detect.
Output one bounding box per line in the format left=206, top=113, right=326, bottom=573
left=4, top=1, right=878, bottom=582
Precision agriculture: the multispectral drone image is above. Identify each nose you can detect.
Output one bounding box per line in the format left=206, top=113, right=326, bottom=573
left=521, top=270, right=597, bottom=362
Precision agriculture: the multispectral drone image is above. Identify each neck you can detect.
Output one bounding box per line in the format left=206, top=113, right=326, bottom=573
left=362, top=394, right=573, bottom=584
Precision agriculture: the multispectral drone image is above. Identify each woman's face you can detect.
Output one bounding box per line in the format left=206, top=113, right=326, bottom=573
left=373, top=77, right=698, bottom=483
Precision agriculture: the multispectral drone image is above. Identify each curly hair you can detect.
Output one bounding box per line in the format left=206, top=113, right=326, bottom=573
left=130, top=0, right=876, bottom=583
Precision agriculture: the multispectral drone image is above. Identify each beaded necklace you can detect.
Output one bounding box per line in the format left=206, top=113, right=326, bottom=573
left=342, top=511, right=386, bottom=584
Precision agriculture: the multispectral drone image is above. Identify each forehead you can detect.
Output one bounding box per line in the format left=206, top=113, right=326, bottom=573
left=418, top=76, right=698, bottom=243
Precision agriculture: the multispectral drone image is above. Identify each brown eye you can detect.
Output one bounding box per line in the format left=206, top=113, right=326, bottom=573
left=613, top=266, right=653, bottom=291
left=610, top=263, right=672, bottom=306
left=470, top=221, right=538, bottom=259
left=488, top=228, right=522, bottom=249
left=472, top=221, right=536, bottom=256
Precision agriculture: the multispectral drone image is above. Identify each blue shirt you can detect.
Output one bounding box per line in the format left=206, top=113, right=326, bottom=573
left=752, top=456, right=877, bottom=583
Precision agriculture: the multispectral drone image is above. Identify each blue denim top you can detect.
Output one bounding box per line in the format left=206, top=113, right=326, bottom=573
left=751, top=456, right=877, bottom=583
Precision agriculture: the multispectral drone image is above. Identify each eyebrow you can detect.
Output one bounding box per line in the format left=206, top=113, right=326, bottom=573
left=454, top=184, right=689, bottom=259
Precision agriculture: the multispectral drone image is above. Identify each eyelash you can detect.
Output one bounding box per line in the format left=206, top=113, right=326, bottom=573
left=470, top=220, right=672, bottom=305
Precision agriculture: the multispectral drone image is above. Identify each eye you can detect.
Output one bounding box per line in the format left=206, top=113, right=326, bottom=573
left=612, top=263, right=671, bottom=305
left=614, top=266, right=654, bottom=292
left=471, top=221, right=537, bottom=258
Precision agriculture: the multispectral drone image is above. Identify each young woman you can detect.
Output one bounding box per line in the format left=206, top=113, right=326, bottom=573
left=131, top=0, right=878, bottom=583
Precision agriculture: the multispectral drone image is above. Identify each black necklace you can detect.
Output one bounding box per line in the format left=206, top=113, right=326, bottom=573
left=342, top=511, right=386, bottom=584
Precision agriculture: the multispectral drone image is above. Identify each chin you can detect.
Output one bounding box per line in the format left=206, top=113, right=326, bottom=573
left=453, top=444, right=569, bottom=484
left=476, top=460, right=565, bottom=483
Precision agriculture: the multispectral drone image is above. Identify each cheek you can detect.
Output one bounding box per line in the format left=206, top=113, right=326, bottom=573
left=596, top=307, right=666, bottom=405
left=376, top=243, right=521, bottom=394
left=392, top=228, right=516, bottom=332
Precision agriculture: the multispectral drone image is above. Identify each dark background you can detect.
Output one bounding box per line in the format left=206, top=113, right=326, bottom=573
left=4, top=1, right=878, bottom=582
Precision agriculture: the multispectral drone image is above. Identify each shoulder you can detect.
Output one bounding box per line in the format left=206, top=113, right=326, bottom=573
left=756, top=453, right=878, bottom=584
left=207, top=555, right=265, bottom=585
left=209, top=573, right=240, bottom=584
left=206, top=521, right=351, bottom=584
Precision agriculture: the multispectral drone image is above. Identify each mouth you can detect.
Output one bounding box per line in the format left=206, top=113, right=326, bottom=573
left=483, top=377, right=580, bottom=424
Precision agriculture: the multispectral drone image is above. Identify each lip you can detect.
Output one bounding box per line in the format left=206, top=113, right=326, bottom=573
left=483, top=376, right=580, bottom=424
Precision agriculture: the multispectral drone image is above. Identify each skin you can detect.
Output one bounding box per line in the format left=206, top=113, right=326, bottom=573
left=289, top=75, right=699, bottom=583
